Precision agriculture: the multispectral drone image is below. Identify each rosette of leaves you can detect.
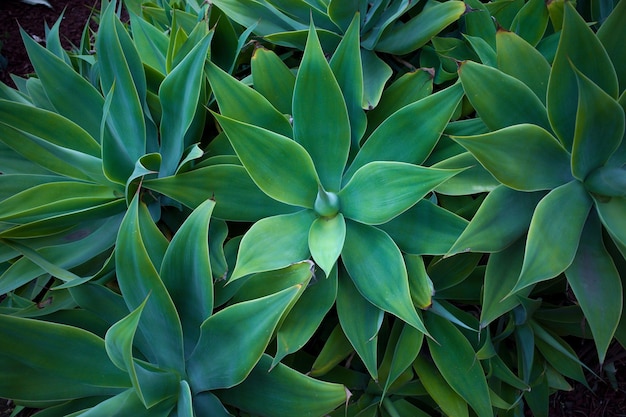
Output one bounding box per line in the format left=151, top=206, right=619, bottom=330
left=447, top=1, right=626, bottom=373
left=0, top=192, right=347, bottom=416
left=0, top=1, right=216, bottom=298
left=203, top=0, right=466, bottom=107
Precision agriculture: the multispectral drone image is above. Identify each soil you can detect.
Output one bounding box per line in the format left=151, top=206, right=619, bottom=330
left=1, top=1, right=626, bottom=416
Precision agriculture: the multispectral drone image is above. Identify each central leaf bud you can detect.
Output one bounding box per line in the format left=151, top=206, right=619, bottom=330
left=314, top=188, right=340, bottom=218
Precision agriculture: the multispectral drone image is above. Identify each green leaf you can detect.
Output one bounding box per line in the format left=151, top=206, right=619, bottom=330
left=425, top=313, right=494, bottom=417
left=70, top=388, right=175, bottom=417
left=187, top=285, right=301, bottom=391
left=207, top=60, right=293, bottom=138
left=413, top=355, right=469, bottom=417
left=547, top=2, right=619, bottom=150
left=97, top=7, right=148, bottom=183
left=342, top=220, right=428, bottom=335
left=345, top=83, right=464, bottom=181
left=116, top=193, right=184, bottom=373
left=144, top=165, right=298, bottom=221
left=274, top=266, right=338, bottom=365
left=571, top=66, right=625, bottom=180
left=361, top=49, right=392, bottom=110
left=216, top=354, right=347, bottom=417
left=480, top=239, right=532, bottom=327
left=513, top=181, right=593, bottom=293
left=0, top=315, right=129, bottom=402
left=330, top=14, right=366, bottom=153
left=293, top=23, right=350, bottom=192
left=381, top=199, right=468, bottom=256
left=215, top=114, right=320, bottom=208
left=207, top=0, right=306, bottom=35
left=337, top=268, right=383, bottom=380
left=250, top=47, right=296, bottom=115
left=339, top=162, right=461, bottom=225
left=509, top=0, right=549, bottom=46
left=160, top=199, right=215, bottom=356
left=448, top=186, right=545, bottom=255
left=159, top=33, right=212, bottom=176
left=375, top=0, right=466, bottom=55
left=309, top=214, right=346, bottom=277
left=584, top=166, right=626, bottom=197
left=597, top=0, right=626, bottom=93
left=565, top=212, right=622, bottom=364
left=459, top=60, right=551, bottom=131
left=431, top=152, right=500, bottom=196
left=230, top=210, right=316, bottom=281
left=381, top=323, right=423, bottom=397
left=452, top=124, right=573, bottom=191
left=192, top=391, right=233, bottom=417
left=594, top=196, right=626, bottom=246
left=496, top=29, right=551, bottom=103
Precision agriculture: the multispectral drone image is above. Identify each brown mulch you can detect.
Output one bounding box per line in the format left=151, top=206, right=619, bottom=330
left=1, top=1, right=626, bottom=416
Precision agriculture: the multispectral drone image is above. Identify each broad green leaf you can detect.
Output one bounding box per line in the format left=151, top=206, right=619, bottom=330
left=187, top=285, right=301, bottom=391
left=375, top=0, right=466, bottom=55
left=340, top=162, right=461, bottom=225
left=330, top=14, right=366, bottom=153
left=309, top=323, right=355, bottom=377
left=206, top=60, right=293, bottom=138
left=584, top=165, right=626, bottom=197
left=381, top=199, right=468, bottom=256
left=230, top=210, right=316, bottom=281
left=0, top=182, right=119, bottom=223
left=405, top=254, right=435, bottom=309
left=274, top=266, right=338, bottom=365
left=209, top=0, right=306, bottom=35
left=452, top=124, right=573, bottom=191
left=293, top=24, right=350, bottom=192
left=337, top=268, right=383, bottom=380
left=116, top=194, right=184, bottom=373
left=21, top=31, right=104, bottom=140
left=431, top=152, right=500, bottom=196
left=1, top=240, right=81, bottom=283
left=496, top=30, right=551, bottom=103
left=0, top=315, right=129, bottom=402
left=364, top=69, right=433, bottom=139
left=160, top=199, right=215, bottom=356
left=459, top=60, right=551, bottom=131
left=251, top=47, right=296, bottom=115
left=509, top=0, right=549, bottom=46
left=464, top=34, right=497, bottom=67
left=480, top=239, right=532, bottom=327
left=594, top=196, right=626, bottom=246
left=144, top=165, right=298, bottom=221
left=129, top=13, right=168, bottom=73
left=97, top=6, right=147, bottom=183
left=0, top=115, right=107, bottom=184
left=216, top=354, right=347, bottom=417
left=342, top=220, right=428, bottom=334
left=193, top=391, right=233, bottom=417
left=70, top=388, right=175, bottom=417
left=215, top=114, right=320, bottom=208
left=230, top=261, right=312, bottom=303
left=565, top=213, right=622, bottom=364
left=547, top=2, right=619, bottom=150
left=513, top=181, right=593, bottom=293
left=413, top=355, right=469, bottom=417
left=597, top=0, right=626, bottom=93
left=571, top=67, right=625, bottom=180
left=105, top=298, right=179, bottom=408
left=448, top=186, right=545, bottom=255
left=327, top=0, right=359, bottom=32
left=425, top=313, right=494, bottom=417
left=309, top=214, right=346, bottom=277
left=345, top=83, right=464, bottom=181
left=464, top=0, right=497, bottom=49
left=361, top=49, right=392, bottom=109
left=159, top=34, right=212, bottom=176
left=381, top=323, right=423, bottom=397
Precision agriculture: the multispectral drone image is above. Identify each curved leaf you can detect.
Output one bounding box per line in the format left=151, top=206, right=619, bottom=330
left=565, top=212, right=622, bottom=364
left=425, top=313, right=494, bottom=417
left=187, top=285, right=301, bottom=391
left=513, top=180, right=593, bottom=293
left=216, top=354, right=347, bottom=417
left=459, top=60, right=551, bottom=131
left=309, top=214, right=346, bottom=277
left=230, top=210, right=316, bottom=281
left=342, top=220, right=428, bottom=334
left=293, top=24, right=350, bottom=192
left=160, top=199, right=215, bottom=356
left=413, top=355, right=469, bottom=417
left=339, top=162, right=461, bottom=225
left=547, top=2, right=619, bottom=149
left=215, top=114, right=320, bottom=208
left=594, top=196, right=626, bottom=246
left=597, top=0, right=626, bottom=92
left=452, top=124, right=573, bottom=191
left=251, top=47, right=296, bottom=115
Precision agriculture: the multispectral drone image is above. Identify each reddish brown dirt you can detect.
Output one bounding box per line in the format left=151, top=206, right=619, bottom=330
left=0, top=0, right=100, bottom=88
